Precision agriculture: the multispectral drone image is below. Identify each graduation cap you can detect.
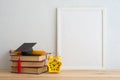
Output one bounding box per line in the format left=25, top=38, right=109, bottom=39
left=16, top=43, right=36, bottom=56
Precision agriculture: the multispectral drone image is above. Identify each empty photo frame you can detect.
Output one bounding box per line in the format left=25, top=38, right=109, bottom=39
left=57, top=8, right=106, bottom=70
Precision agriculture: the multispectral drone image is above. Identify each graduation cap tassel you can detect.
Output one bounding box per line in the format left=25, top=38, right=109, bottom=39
left=18, top=55, right=21, bottom=74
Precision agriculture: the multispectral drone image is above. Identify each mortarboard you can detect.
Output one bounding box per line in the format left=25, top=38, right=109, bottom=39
left=16, top=43, right=36, bottom=55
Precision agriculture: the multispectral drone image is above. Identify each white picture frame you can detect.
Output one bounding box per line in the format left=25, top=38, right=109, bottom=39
left=57, top=8, right=106, bottom=70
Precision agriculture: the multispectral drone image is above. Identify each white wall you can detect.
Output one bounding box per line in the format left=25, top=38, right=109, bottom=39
left=0, top=0, right=120, bottom=69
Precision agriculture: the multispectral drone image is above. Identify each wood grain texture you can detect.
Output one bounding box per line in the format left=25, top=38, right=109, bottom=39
left=0, top=70, right=120, bottom=80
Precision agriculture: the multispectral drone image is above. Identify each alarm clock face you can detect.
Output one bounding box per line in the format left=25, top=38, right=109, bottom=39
left=48, top=59, right=62, bottom=72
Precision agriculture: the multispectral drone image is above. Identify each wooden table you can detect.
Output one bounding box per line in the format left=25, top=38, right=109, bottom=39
left=0, top=70, right=120, bottom=80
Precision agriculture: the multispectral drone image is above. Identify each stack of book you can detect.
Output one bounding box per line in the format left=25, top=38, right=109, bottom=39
left=11, top=55, right=47, bottom=74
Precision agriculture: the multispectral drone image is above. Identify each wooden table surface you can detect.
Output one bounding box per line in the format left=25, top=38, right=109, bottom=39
left=0, top=70, right=120, bottom=80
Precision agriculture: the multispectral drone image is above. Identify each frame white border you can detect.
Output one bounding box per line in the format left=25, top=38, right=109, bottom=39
left=57, top=8, right=106, bottom=70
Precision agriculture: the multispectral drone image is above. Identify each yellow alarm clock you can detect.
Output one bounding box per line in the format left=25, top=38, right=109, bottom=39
left=47, top=56, right=62, bottom=73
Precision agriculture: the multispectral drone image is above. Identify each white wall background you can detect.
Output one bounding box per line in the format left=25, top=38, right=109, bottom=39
left=0, top=0, right=120, bottom=69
